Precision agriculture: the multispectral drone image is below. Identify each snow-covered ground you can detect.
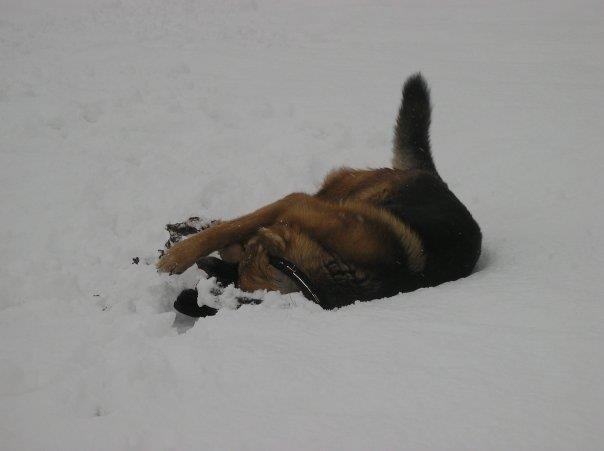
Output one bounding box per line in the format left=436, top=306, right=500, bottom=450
left=1, top=0, right=603, bottom=449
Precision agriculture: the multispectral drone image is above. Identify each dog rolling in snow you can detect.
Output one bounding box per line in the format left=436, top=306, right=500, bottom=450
left=157, top=74, right=482, bottom=316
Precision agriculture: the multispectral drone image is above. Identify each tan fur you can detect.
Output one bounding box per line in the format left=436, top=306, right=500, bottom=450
left=157, top=168, right=426, bottom=295
left=156, top=193, right=304, bottom=273
left=339, top=201, right=426, bottom=272
left=219, top=243, right=245, bottom=263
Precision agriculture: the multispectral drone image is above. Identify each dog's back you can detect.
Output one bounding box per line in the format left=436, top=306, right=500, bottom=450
left=386, top=74, right=481, bottom=287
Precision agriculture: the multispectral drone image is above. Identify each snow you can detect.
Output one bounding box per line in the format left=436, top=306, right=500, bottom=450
left=1, top=0, right=603, bottom=449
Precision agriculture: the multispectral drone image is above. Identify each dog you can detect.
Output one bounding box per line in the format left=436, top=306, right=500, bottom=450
left=157, top=74, right=482, bottom=316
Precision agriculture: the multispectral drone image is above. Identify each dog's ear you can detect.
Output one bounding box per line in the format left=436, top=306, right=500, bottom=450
left=256, top=227, right=289, bottom=256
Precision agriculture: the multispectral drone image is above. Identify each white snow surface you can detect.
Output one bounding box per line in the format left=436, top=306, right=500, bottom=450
left=1, top=1, right=603, bottom=449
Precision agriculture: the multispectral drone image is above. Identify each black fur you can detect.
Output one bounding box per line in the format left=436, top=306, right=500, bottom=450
left=382, top=172, right=481, bottom=288
left=389, top=74, right=481, bottom=287
left=196, top=256, right=238, bottom=286
left=174, top=258, right=262, bottom=317
left=393, top=73, right=436, bottom=173
left=174, top=289, right=217, bottom=318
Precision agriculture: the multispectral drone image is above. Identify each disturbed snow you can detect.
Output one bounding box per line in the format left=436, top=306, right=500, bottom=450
left=1, top=1, right=603, bottom=449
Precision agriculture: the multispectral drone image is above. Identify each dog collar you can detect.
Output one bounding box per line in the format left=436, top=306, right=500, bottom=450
left=268, top=256, right=321, bottom=305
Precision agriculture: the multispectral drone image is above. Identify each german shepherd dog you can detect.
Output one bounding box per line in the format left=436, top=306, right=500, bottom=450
left=157, top=74, right=482, bottom=316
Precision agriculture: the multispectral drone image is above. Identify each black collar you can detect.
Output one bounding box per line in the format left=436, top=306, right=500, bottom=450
left=268, top=256, right=321, bottom=305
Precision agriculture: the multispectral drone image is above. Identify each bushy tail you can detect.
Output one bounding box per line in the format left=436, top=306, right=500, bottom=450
left=392, top=73, right=437, bottom=173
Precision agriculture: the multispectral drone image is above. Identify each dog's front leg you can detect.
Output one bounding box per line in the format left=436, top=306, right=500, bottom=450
left=156, top=193, right=309, bottom=274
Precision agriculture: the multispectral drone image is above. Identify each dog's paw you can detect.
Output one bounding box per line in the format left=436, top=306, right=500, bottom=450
left=156, top=239, right=199, bottom=274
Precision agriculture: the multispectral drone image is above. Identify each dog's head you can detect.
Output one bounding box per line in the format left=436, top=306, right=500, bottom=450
left=236, top=227, right=299, bottom=295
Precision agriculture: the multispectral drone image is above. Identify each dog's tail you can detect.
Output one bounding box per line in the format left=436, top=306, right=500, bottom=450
left=392, top=73, right=437, bottom=173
